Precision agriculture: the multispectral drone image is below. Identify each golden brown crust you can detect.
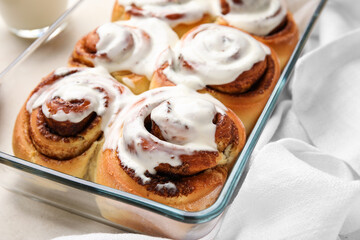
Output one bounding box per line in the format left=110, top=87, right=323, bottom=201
left=203, top=53, right=280, bottom=135
left=110, top=1, right=213, bottom=37
left=94, top=96, right=246, bottom=211
left=11, top=68, right=130, bottom=178
left=254, top=12, right=299, bottom=70
left=208, top=57, right=268, bottom=94
left=96, top=149, right=226, bottom=211
left=110, top=71, right=150, bottom=95
left=13, top=104, right=103, bottom=178
left=151, top=50, right=280, bottom=135
left=29, top=107, right=102, bottom=160
left=111, top=1, right=129, bottom=22
left=68, top=32, right=96, bottom=68
left=147, top=111, right=244, bottom=176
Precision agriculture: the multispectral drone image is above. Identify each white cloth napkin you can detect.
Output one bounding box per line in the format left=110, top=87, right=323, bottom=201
left=54, top=0, right=360, bottom=239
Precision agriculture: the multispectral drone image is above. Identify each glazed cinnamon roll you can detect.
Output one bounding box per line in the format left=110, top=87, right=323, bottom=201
left=151, top=23, right=280, bottom=135
left=94, top=86, right=246, bottom=211
left=12, top=67, right=133, bottom=178
left=213, top=0, right=299, bottom=70
left=69, top=17, right=178, bottom=94
left=111, top=0, right=213, bottom=37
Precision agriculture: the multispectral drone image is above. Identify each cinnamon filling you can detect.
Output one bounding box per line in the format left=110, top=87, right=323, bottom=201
left=165, top=13, right=185, bottom=20
left=117, top=112, right=240, bottom=197
left=37, top=109, right=99, bottom=142
left=208, top=58, right=268, bottom=94
left=44, top=112, right=97, bottom=137
left=213, top=113, right=239, bottom=152
left=156, top=54, right=275, bottom=97
left=82, top=30, right=108, bottom=60
left=70, top=34, right=96, bottom=67
left=43, top=91, right=107, bottom=137
left=267, top=14, right=288, bottom=36
left=120, top=164, right=194, bottom=198
left=220, top=0, right=230, bottom=15
left=146, top=113, right=239, bottom=153
left=207, top=55, right=275, bottom=97
left=84, top=30, right=100, bottom=54
left=30, top=107, right=102, bottom=160
left=127, top=4, right=144, bottom=17
left=46, top=97, right=91, bottom=114
left=119, top=160, right=226, bottom=198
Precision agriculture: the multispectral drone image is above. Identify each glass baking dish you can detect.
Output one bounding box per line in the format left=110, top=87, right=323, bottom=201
left=0, top=0, right=327, bottom=239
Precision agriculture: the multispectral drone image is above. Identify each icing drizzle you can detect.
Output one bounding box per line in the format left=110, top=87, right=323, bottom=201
left=158, top=23, right=270, bottom=89
left=26, top=67, right=133, bottom=131
left=94, top=17, right=179, bottom=79
left=104, top=85, right=227, bottom=183
left=212, top=0, right=287, bottom=36
left=119, top=0, right=210, bottom=27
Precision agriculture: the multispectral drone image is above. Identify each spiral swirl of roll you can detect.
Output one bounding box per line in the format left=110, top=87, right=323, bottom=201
left=69, top=17, right=178, bottom=94
left=154, top=23, right=270, bottom=94
left=13, top=67, right=133, bottom=177
left=213, top=0, right=299, bottom=70
left=151, top=23, right=280, bottom=135
left=214, top=0, right=287, bottom=36
left=70, top=17, right=178, bottom=79
left=96, top=86, right=246, bottom=211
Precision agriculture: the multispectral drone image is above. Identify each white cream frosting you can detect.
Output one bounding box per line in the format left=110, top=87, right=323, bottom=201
left=26, top=67, right=134, bottom=131
left=212, top=0, right=287, bottom=36
left=94, top=17, right=179, bottom=79
left=104, top=85, right=227, bottom=183
left=158, top=23, right=270, bottom=90
left=151, top=96, right=218, bottom=149
left=118, top=0, right=210, bottom=27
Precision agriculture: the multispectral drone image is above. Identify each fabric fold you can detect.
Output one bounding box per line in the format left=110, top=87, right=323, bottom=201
left=217, top=139, right=360, bottom=240
left=292, top=28, right=360, bottom=175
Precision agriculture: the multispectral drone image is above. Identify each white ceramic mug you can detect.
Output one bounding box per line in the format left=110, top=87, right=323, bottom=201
left=0, top=0, right=68, bottom=38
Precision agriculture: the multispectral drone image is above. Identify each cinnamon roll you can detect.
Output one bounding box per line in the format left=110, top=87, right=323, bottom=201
left=151, top=23, right=280, bottom=135
left=12, top=67, right=133, bottom=178
left=94, top=86, right=246, bottom=211
left=69, top=17, right=179, bottom=94
left=213, top=0, right=299, bottom=70
left=111, top=0, right=213, bottom=37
